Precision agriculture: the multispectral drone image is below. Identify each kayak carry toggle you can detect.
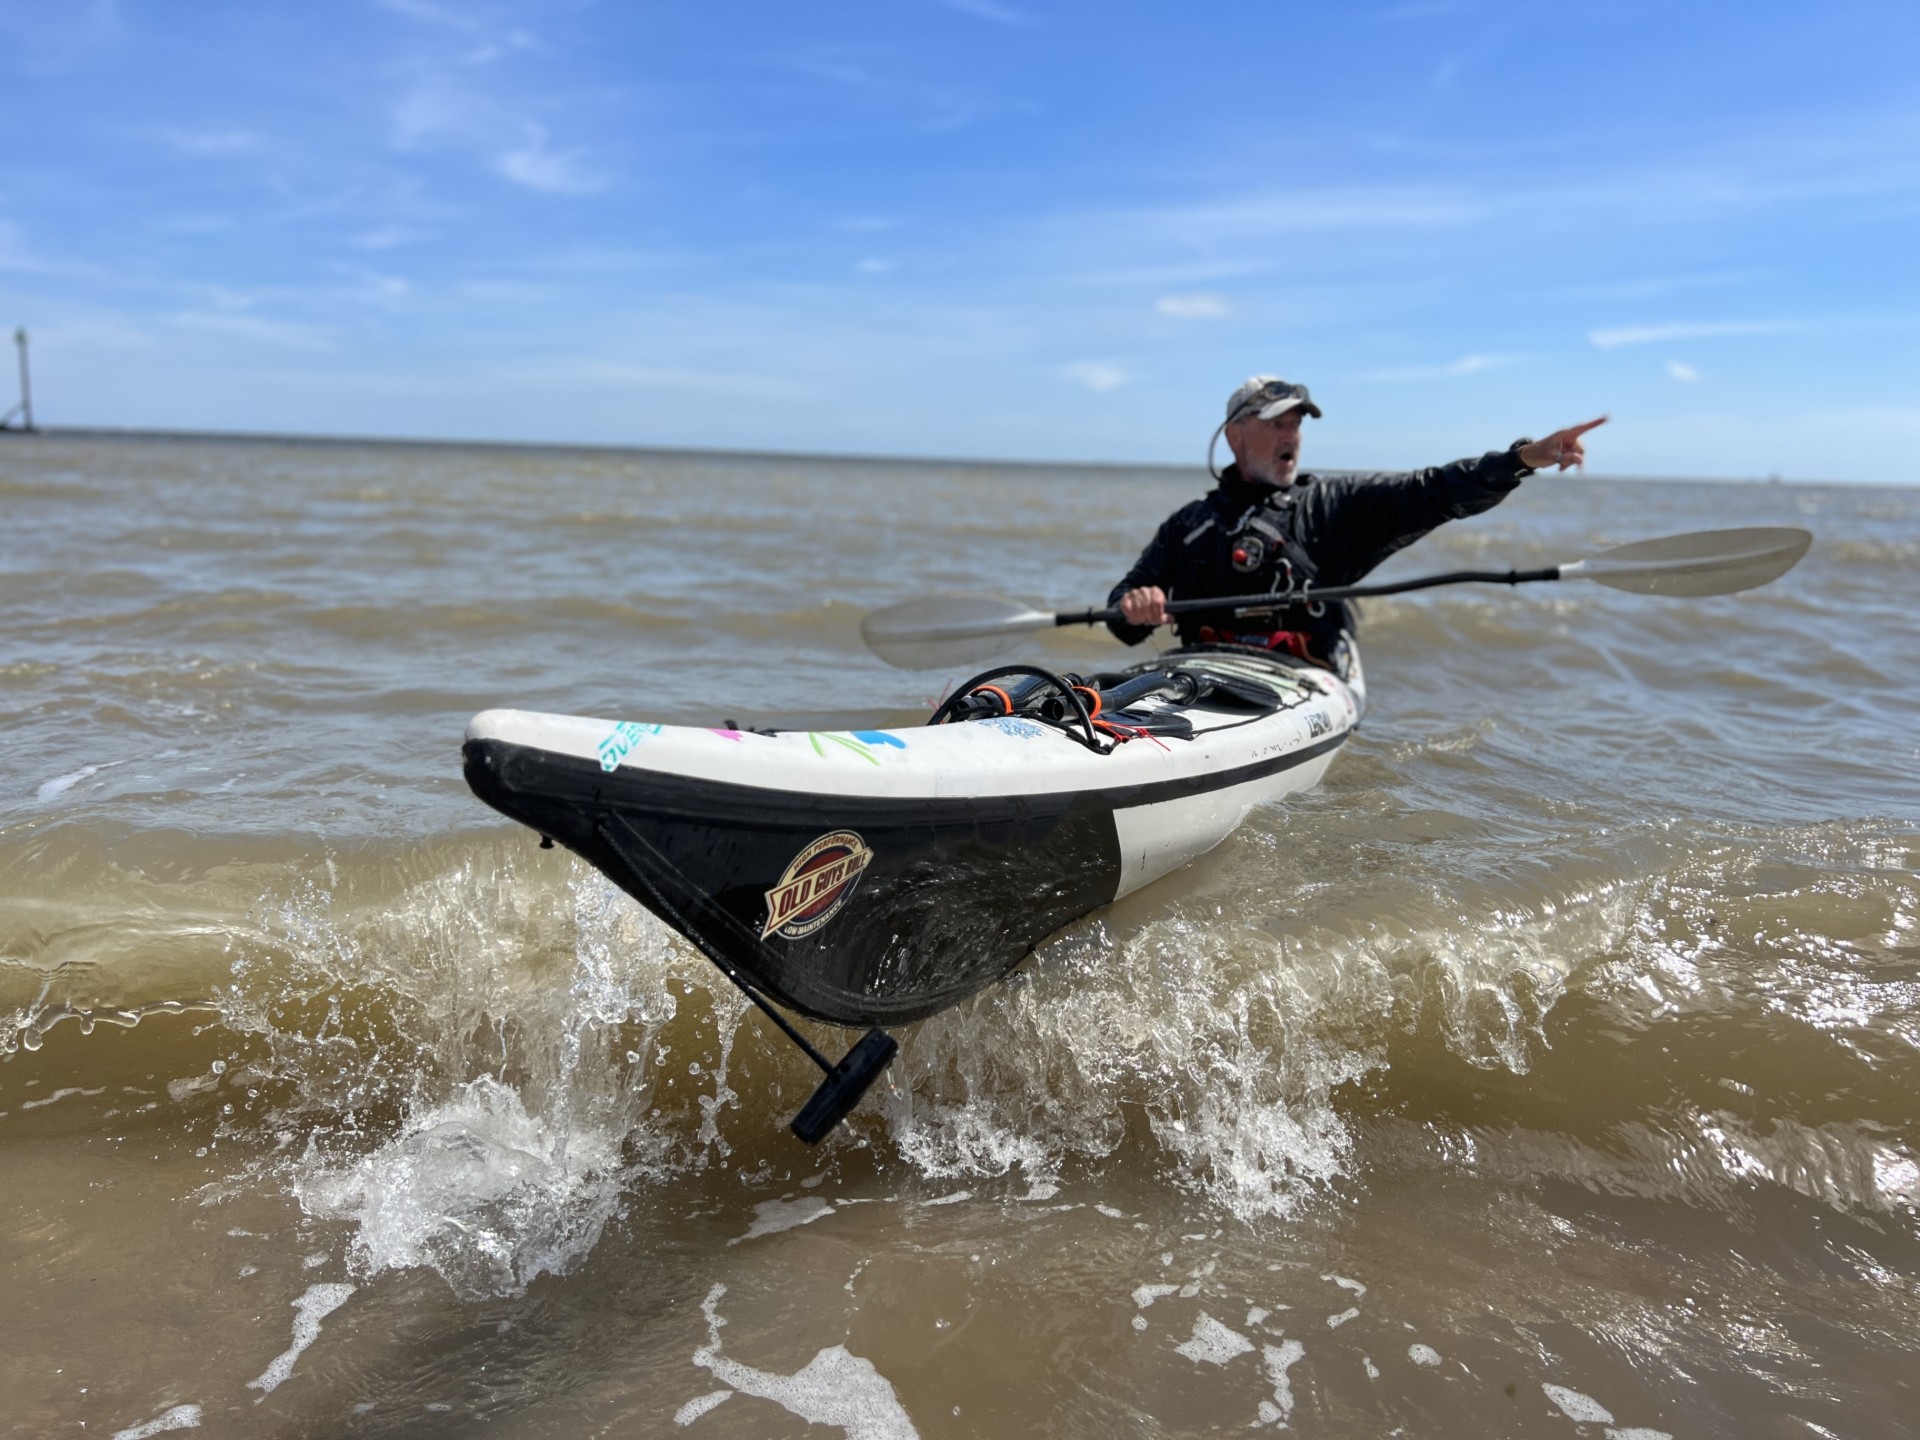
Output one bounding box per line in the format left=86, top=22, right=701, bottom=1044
left=791, top=1028, right=900, bottom=1144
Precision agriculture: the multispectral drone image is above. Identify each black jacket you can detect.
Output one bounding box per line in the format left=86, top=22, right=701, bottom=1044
left=1107, top=450, right=1530, bottom=654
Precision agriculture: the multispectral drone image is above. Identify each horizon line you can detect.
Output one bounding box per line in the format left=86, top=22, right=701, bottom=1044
left=2, top=423, right=1901, bottom=490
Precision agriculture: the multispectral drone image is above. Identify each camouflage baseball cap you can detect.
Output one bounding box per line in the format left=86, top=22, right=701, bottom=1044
left=1225, top=376, right=1322, bottom=423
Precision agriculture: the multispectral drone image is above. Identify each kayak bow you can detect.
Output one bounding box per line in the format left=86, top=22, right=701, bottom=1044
left=464, top=647, right=1362, bottom=1139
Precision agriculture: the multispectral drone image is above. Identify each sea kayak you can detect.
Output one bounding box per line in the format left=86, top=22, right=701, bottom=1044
left=463, top=645, right=1363, bottom=1136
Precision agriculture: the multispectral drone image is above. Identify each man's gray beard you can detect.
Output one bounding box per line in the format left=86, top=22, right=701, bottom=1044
left=1243, top=462, right=1294, bottom=489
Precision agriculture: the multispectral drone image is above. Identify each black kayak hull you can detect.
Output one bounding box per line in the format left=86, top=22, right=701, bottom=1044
left=463, top=647, right=1361, bottom=1028
left=463, top=735, right=1128, bottom=1024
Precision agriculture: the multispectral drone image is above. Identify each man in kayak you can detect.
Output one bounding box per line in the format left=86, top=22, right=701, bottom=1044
left=1108, top=377, right=1606, bottom=669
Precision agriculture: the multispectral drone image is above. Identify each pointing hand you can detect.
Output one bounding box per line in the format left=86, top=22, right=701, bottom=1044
left=1520, top=416, right=1608, bottom=472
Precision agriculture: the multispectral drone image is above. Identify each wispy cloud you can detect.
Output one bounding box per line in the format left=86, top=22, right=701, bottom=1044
left=1060, top=361, right=1127, bottom=392
left=760, top=42, right=1025, bottom=133
left=351, top=225, right=429, bottom=251
left=0, top=219, right=35, bottom=271
left=155, top=214, right=235, bottom=235
left=936, top=0, right=1033, bottom=26
left=168, top=310, right=338, bottom=350
left=1588, top=319, right=1789, bottom=349
left=392, top=82, right=479, bottom=150
left=1573, top=269, right=1772, bottom=302
left=392, top=83, right=607, bottom=195
left=1667, top=359, right=1701, bottom=382
left=0, top=0, right=124, bottom=73
left=1156, top=293, right=1232, bottom=321
left=456, top=278, right=555, bottom=304
left=512, top=359, right=813, bottom=397
left=1377, top=0, right=1477, bottom=18
left=497, top=124, right=603, bottom=194
left=158, top=127, right=260, bottom=156
left=775, top=43, right=894, bottom=91
left=39, top=313, right=158, bottom=351
left=1121, top=184, right=1485, bottom=240
left=329, top=267, right=413, bottom=303
left=1053, top=104, right=1920, bottom=300
left=377, top=0, right=486, bottom=34
left=1352, top=353, right=1517, bottom=382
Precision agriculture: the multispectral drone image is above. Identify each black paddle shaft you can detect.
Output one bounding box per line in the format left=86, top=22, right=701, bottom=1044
left=1054, top=566, right=1564, bottom=627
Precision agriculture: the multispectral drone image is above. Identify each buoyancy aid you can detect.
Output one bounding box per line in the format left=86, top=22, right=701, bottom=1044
left=1167, top=483, right=1350, bottom=661
left=1108, top=448, right=1531, bottom=667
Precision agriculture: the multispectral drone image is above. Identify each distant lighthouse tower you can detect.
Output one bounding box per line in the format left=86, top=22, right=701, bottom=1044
left=2, top=327, right=34, bottom=432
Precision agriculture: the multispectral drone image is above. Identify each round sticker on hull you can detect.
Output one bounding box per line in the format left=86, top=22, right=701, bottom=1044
left=761, top=830, right=875, bottom=940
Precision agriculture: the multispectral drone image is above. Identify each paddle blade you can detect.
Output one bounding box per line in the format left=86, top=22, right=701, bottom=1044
left=860, top=595, right=1057, bottom=670
left=1562, top=526, right=1812, bottom=597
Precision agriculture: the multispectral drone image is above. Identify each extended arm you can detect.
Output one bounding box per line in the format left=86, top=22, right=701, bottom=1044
left=1298, top=451, right=1526, bottom=584
left=1302, top=417, right=1608, bottom=584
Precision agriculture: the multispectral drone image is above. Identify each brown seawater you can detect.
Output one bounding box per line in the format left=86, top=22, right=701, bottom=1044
left=2, top=431, right=1917, bottom=1438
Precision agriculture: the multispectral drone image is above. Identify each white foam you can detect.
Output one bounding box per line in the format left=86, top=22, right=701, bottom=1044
left=247, top=1284, right=355, bottom=1394
left=694, top=1284, right=918, bottom=1439
left=1327, top=1306, right=1359, bottom=1328
left=1174, top=1313, right=1255, bottom=1366
left=922, top=1190, right=972, bottom=1206
left=1131, top=1283, right=1179, bottom=1308
left=1261, top=1340, right=1306, bottom=1423
left=1407, top=1343, right=1442, bottom=1368
left=674, top=1390, right=732, bottom=1425
left=166, top=1073, right=218, bottom=1103
left=112, top=1404, right=202, bottom=1439
left=736, top=1197, right=834, bottom=1242
left=1246, top=1306, right=1270, bottom=1326
left=36, top=762, right=119, bottom=805
left=1324, top=1273, right=1367, bottom=1297
left=882, top=914, right=1384, bottom=1223
left=19, top=1085, right=107, bottom=1110
left=293, top=1074, right=623, bottom=1299
left=1094, top=1203, right=1126, bottom=1218
left=1543, top=1384, right=1614, bottom=1423
left=1605, top=1430, right=1673, bottom=1440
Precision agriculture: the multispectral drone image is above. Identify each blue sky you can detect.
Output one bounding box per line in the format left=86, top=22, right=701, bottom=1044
left=2, top=1, right=1916, bottom=480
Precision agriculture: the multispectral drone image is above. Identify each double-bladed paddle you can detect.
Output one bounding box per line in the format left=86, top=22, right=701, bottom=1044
left=860, top=526, right=1813, bottom=670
